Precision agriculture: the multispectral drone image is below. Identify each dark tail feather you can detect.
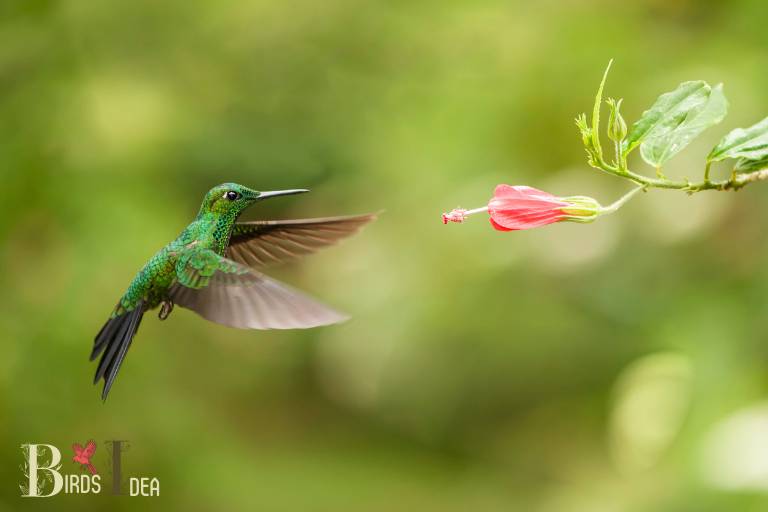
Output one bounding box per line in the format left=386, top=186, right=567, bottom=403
left=91, top=313, right=124, bottom=361
left=91, top=302, right=145, bottom=401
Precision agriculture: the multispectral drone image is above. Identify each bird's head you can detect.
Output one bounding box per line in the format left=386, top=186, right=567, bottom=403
left=199, top=183, right=309, bottom=217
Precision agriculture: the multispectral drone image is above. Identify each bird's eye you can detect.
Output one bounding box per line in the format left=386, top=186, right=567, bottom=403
left=225, top=191, right=240, bottom=201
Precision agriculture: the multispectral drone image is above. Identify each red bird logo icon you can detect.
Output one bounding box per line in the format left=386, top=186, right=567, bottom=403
left=72, top=440, right=97, bottom=475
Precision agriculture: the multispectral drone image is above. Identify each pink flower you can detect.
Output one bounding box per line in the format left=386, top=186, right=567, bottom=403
left=488, top=185, right=572, bottom=231
left=442, top=184, right=602, bottom=231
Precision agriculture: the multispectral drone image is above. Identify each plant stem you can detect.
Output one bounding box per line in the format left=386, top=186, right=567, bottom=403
left=592, top=157, right=768, bottom=193
left=599, top=186, right=644, bottom=215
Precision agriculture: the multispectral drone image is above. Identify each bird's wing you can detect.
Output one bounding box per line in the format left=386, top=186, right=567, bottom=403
left=73, top=443, right=83, bottom=454
left=170, top=247, right=348, bottom=329
left=83, top=440, right=97, bottom=457
left=226, top=213, right=377, bottom=268
left=174, top=246, right=256, bottom=289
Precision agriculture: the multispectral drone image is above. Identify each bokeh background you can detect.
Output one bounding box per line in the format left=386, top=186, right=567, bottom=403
left=3, top=0, right=768, bottom=510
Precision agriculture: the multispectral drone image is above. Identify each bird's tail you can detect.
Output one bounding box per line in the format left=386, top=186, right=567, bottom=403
left=90, top=301, right=145, bottom=401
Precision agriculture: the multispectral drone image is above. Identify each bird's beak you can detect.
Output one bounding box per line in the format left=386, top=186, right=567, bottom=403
left=257, top=189, right=310, bottom=200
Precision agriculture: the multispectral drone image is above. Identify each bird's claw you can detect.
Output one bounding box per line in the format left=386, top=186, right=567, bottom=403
left=158, top=300, right=174, bottom=320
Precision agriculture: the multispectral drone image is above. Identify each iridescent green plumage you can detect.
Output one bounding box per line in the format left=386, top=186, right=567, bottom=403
left=91, top=183, right=376, bottom=400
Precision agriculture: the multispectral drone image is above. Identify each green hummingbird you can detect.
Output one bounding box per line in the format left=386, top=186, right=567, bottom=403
left=91, top=183, right=375, bottom=400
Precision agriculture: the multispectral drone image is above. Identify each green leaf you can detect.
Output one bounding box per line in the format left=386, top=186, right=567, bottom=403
left=624, top=81, right=711, bottom=157
left=734, top=155, right=768, bottom=173
left=591, top=59, right=613, bottom=156
left=639, top=83, right=728, bottom=167
left=707, top=116, right=768, bottom=163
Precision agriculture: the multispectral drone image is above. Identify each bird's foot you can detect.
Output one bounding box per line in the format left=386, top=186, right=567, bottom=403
left=158, top=300, right=174, bottom=320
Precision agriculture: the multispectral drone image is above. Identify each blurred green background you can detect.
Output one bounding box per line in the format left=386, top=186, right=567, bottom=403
left=3, top=0, right=768, bottom=510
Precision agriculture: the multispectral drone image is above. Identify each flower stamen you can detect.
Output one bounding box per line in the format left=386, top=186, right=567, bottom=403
left=441, top=206, right=488, bottom=224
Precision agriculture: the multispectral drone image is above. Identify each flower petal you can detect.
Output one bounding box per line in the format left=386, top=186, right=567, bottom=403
left=492, top=184, right=563, bottom=202
left=489, top=207, right=565, bottom=230
left=489, top=217, right=514, bottom=231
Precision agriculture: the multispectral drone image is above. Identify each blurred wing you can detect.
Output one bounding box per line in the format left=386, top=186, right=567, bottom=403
left=72, top=443, right=83, bottom=455
left=83, top=440, right=97, bottom=457
left=226, top=213, right=377, bottom=268
left=171, top=249, right=348, bottom=329
left=175, top=246, right=255, bottom=289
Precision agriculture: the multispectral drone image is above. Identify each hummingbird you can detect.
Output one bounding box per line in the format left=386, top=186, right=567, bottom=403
left=91, top=183, right=375, bottom=400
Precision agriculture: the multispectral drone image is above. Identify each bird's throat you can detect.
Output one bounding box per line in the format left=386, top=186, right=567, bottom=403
left=194, top=210, right=241, bottom=255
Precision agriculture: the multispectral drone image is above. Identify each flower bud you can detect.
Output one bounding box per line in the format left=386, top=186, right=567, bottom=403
left=607, top=98, right=627, bottom=143
left=487, top=185, right=602, bottom=231
left=442, top=184, right=641, bottom=232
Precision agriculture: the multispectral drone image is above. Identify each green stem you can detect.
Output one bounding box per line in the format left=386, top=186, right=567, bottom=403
left=599, top=186, right=644, bottom=215
left=591, top=157, right=766, bottom=193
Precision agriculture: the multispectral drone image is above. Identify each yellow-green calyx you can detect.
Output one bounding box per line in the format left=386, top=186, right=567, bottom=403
left=560, top=195, right=602, bottom=223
